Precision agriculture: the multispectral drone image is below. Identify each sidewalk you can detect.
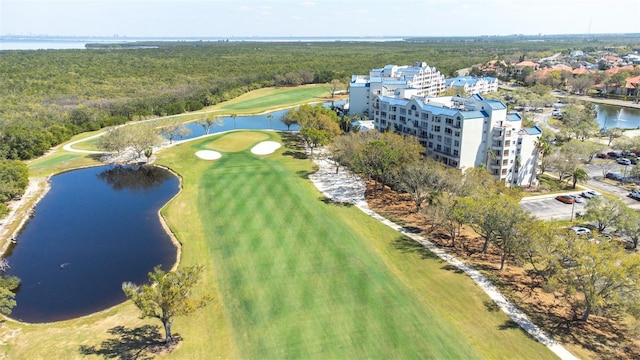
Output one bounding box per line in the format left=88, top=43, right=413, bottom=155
left=309, top=154, right=579, bottom=360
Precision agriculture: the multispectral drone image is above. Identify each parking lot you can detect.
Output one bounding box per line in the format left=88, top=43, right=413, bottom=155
left=520, top=193, right=588, bottom=221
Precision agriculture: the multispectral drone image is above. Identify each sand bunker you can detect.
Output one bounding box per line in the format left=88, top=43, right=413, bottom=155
left=251, top=141, right=281, bottom=155
left=195, top=150, right=222, bottom=160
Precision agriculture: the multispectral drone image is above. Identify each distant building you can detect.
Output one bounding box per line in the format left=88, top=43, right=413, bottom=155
left=371, top=93, right=541, bottom=186
left=514, top=60, right=540, bottom=74
left=444, top=76, right=498, bottom=95
left=348, top=61, right=446, bottom=117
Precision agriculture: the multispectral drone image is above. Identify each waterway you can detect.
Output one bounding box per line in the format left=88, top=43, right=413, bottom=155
left=171, top=100, right=345, bottom=141
left=4, top=165, right=179, bottom=323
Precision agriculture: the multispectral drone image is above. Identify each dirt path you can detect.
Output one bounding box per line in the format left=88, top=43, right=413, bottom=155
left=309, top=153, right=579, bottom=360
left=0, top=178, right=49, bottom=255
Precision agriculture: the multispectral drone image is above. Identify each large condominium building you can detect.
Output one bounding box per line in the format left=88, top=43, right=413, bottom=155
left=349, top=61, right=446, bottom=117
left=444, top=76, right=499, bottom=95
left=371, top=93, right=541, bottom=187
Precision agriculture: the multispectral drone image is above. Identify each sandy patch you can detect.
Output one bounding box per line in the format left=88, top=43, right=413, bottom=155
left=251, top=141, right=281, bottom=155
left=195, top=150, right=222, bottom=160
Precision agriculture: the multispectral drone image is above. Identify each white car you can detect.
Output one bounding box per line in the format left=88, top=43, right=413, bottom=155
left=571, top=227, right=591, bottom=236
left=617, top=158, right=631, bottom=165
left=571, top=195, right=584, bottom=203
left=581, top=190, right=602, bottom=199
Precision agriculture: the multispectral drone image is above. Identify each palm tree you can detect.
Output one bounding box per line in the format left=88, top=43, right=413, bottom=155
left=569, top=168, right=589, bottom=189
left=267, top=114, right=273, bottom=129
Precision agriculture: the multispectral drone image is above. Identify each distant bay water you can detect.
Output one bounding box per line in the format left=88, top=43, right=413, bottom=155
left=0, top=36, right=405, bottom=50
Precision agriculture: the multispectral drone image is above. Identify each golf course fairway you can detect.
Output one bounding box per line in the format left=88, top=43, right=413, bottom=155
left=156, top=130, right=555, bottom=359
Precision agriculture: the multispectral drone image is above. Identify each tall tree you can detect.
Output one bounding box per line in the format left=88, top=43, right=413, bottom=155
left=198, top=115, right=223, bottom=135
left=583, top=196, right=625, bottom=232
left=616, top=207, right=640, bottom=249
left=394, top=159, right=448, bottom=213
left=549, top=239, right=640, bottom=322
left=159, top=122, right=191, bottom=145
left=122, top=264, right=212, bottom=344
left=280, top=112, right=297, bottom=131
left=0, top=259, right=19, bottom=315
left=267, top=114, right=274, bottom=129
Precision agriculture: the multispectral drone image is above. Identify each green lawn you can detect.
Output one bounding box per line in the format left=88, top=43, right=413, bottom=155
left=215, top=85, right=333, bottom=113
left=157, top=131, right=556, bottom=359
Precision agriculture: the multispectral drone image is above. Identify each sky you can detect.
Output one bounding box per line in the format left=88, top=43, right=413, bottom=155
left=1, top=0, right=639, bottom=38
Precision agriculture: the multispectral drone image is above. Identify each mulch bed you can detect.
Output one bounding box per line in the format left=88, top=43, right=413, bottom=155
left=364, top=181, right=640, bottom=359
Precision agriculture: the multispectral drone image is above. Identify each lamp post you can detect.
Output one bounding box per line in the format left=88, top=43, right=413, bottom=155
left=570, top=199, right=576, bottom=223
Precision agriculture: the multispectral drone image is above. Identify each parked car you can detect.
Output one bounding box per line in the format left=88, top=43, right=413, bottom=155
left=629, top=191, right=640, bottom=200
left=556, top=195, right=575, bottom=204
left=581, top=190, right=602, bottom=198
left=571, top=226, right=591, bottom=236
left=608, top=151, right=623, bottom=158
left=605, top=172, right=623, bottom=180
left=571, top=195, right=585, bottom=203
left=596, top=153, right=610, bottom=159
left=617, top=158, right=631, bottom=165
left=631, top=158, right=638, bottom=165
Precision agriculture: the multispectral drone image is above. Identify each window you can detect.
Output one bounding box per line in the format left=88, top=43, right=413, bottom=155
left=436, top=144, right=442, bottom=151
left=446, top=118, right=453, bottom=125
left=432, top=125, right=440, bottom=132
left=454, top=131, right=460, bottom=137
left=437, top=135, right=442, bottom=142
left=445, top=128, right=452, bottom=135
left=422, top=113, right=429, bottom=120
left=399, top=108, right=406, bottom=115
left=453, top=150, right=459, bottom=156
left=454, top=140, right=460, bottom=147
left=428, top=142, right=433, bottom=149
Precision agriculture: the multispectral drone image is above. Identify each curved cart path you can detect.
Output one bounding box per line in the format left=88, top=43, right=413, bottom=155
left=309, top=155, right=578, bottom=360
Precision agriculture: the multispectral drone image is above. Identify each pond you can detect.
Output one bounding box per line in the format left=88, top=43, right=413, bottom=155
left=169, top=100, right=346, bottom=142
left=596, top=104, right=640, bottom=130
left=4, top=165, right=179, bottom=323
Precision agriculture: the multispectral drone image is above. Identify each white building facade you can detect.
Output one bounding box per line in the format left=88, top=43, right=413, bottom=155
left=349, top=62, right=446, bottom=117
left=371, top=94, right=541, bottom=186
left=444, top=76, right=498, bottom=95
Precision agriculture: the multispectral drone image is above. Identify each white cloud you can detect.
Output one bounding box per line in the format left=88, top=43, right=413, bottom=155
left=298, top=1, right=316, bottom=7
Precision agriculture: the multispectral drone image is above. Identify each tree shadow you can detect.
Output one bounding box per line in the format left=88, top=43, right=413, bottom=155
left=483, top=300, right=500, bottom=312
left=320, top=197, right=354, bottom=207
left=392, top=236, right=439, bottom=260
left=499, top=319, right=521, bottom=330
left=296, top=170, right=312, bottom=179
left=441, top=264, right=465, bottom=274
left=78, top=325, right=179, bottom=360
left=283, top=150, right=307, bottom=159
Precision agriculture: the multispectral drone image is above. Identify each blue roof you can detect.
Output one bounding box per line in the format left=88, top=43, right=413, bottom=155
left=523, top=126, right=542, bottom=135
left=486, top=100, right=507, bottom=110
left=472, top=94, right=484, bottom=101
left=507, top=113, right=522, bottom=121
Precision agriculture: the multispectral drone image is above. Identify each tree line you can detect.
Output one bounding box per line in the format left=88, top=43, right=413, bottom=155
left=329, top=130, right=640, bottom=323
